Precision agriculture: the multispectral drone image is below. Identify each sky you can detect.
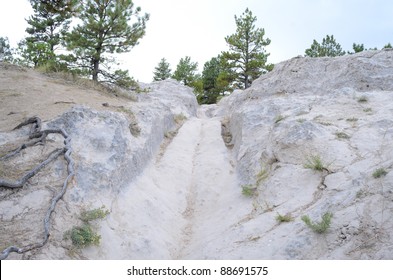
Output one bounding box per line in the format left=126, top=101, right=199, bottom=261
left=0, top=0, right=392, bottom=83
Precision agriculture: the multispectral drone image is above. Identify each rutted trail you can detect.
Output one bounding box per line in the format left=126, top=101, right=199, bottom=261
left=86, top=109, right=251, bottom=259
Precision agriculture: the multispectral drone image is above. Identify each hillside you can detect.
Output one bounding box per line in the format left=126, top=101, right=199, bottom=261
left=1, top=50, right=393, bottom=259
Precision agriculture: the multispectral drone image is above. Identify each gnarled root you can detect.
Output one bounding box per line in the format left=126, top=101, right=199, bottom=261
left=0, top=117, right=75, bottom=260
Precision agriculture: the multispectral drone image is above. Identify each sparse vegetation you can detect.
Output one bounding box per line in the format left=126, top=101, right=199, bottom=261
left=241, top=184, right=257, bottom=197
left=357, top=96, right=368, bottom=103
left=356, top=189, right=367, bottom=199
left=80, top=206, right=110, bottom=223
left=363, top=108, right=372, bottom=113
left=274, top=114, right=286, bottom=124
left=256, top=166, right=268, bottom=185
left=67, top=224, right=101, bottom=248
left=164, top=130, right=177, bottom=139
left=335, top=131, right=350, bottom=139
left=174, top=113, right=187, bottom=124
left=346, top=117, right=358, bottom=122
left=372, top=168, right=388, bottom=179
left=317, top=121, right=333, bottom=126
left=301, top=212, right=332, bottom=233
left=276, top=213, right=293, bottom=223
left=304, top=154, right=326, bottom=171
left=64, top=206, right=109, bottom=248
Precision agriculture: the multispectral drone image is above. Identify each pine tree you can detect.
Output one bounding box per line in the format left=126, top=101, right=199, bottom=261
left=199, top=56, right=222, bottom=104
left=222, top=8, right=271, bottom=89
left=66, top=0, right=149, bottom=83
left=172, top=56, right=198, bottom=86
left=0, top=37, right=13, bottom=62
left=305, top=35, right=346, bottom=57
left=153, top=58, right=171, bottom=81
left=383, top=43, right=392, bottom=49
left=21, top=0, right=77, bottom=67
left=352, top=43, right=365, bottom=53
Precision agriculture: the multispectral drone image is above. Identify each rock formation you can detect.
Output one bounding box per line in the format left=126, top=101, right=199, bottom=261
left=1, top=49, right=392, bottom=259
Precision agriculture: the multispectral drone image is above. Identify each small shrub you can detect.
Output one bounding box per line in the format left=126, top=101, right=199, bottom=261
left=80, top=206, right=110, bottom=223
left=346, top=117, right=358, bottom=122
left=372, top=168, right=388, bottom=179
left=68, top=224, right=101, bottom=248
left=304, top=154, right=326, bottom=171
left=241, top=184, right=257, bottom=197
left=301, top=212, right=332, bottom=234
left=363, top=108, right=372, bottom=113
left=357, top=96, right=368, bottom=103
left=276, top=213, right=293, bottom=223
left=64, top=206, right=109, bottom=248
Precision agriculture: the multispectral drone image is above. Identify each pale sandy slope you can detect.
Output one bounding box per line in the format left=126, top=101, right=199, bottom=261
left=84, top=108, right=252, bottom=259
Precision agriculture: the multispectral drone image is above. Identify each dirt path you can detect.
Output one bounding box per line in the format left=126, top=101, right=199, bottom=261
left=87, top=108, right=251, bottom=259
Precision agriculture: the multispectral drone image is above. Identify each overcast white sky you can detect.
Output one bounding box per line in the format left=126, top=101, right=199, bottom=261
left=1, top=0, right=392, bottom=82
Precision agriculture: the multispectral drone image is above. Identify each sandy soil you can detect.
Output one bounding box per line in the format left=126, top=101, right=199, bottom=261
left=0, top=63, right=126, bottom=131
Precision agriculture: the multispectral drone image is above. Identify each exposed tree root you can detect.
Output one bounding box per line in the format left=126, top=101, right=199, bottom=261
left=0, top=117, right=74, bottom=260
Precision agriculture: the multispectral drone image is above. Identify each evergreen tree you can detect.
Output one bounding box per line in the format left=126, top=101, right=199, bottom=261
left=0, top=37, right=13, bottom=62
left=222, top=8, right=271, bottom=89
left=153, top=58, right=171, bottom=81
left=21, top=0, right=78, bottom=67
left=66, top=0, right=149, bottom=83
left=17, top=40, right=53, bottom=67
left=305, top=35, right=346, bottom=57
left=383, top=43, right=392, bottom=49
left=352, top=43, right=365, bottom=53
left=172, top=56, right=198, bottom=86
left=199, top=56, right=222, bottom=104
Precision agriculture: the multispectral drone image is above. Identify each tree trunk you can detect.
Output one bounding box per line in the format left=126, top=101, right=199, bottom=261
left=92, top=59, right=99, bottom=82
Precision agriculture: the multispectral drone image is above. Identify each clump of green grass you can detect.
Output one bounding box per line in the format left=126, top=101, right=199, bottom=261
left=304, top=154, right=326, bottom=171
left=241, top=184, right=257, bottom=197
left=276, top=213, right=293, bottom=223
left=357, top=96, right=368, bottom=103
left=335, top=132, right=350, bottom=139
left=301, top=212, right=332, bottom=234
left=372, top=168, right=388, bottom=179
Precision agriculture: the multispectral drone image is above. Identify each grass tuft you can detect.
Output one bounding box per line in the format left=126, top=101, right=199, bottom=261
left=304, top=154, right=326, bottom=171
left=274, top=114, right=286, bottom=124
left=241, top=184, right=257, bottom=197
left=372, top=168, right=388, bottom=179
left=276, top=213, right=293, bottom=223
left=357, top=96, right=368, bottom=103
left=335, top=132, right=350, bottom=139
left=301, top=212, right=332, bottom=234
